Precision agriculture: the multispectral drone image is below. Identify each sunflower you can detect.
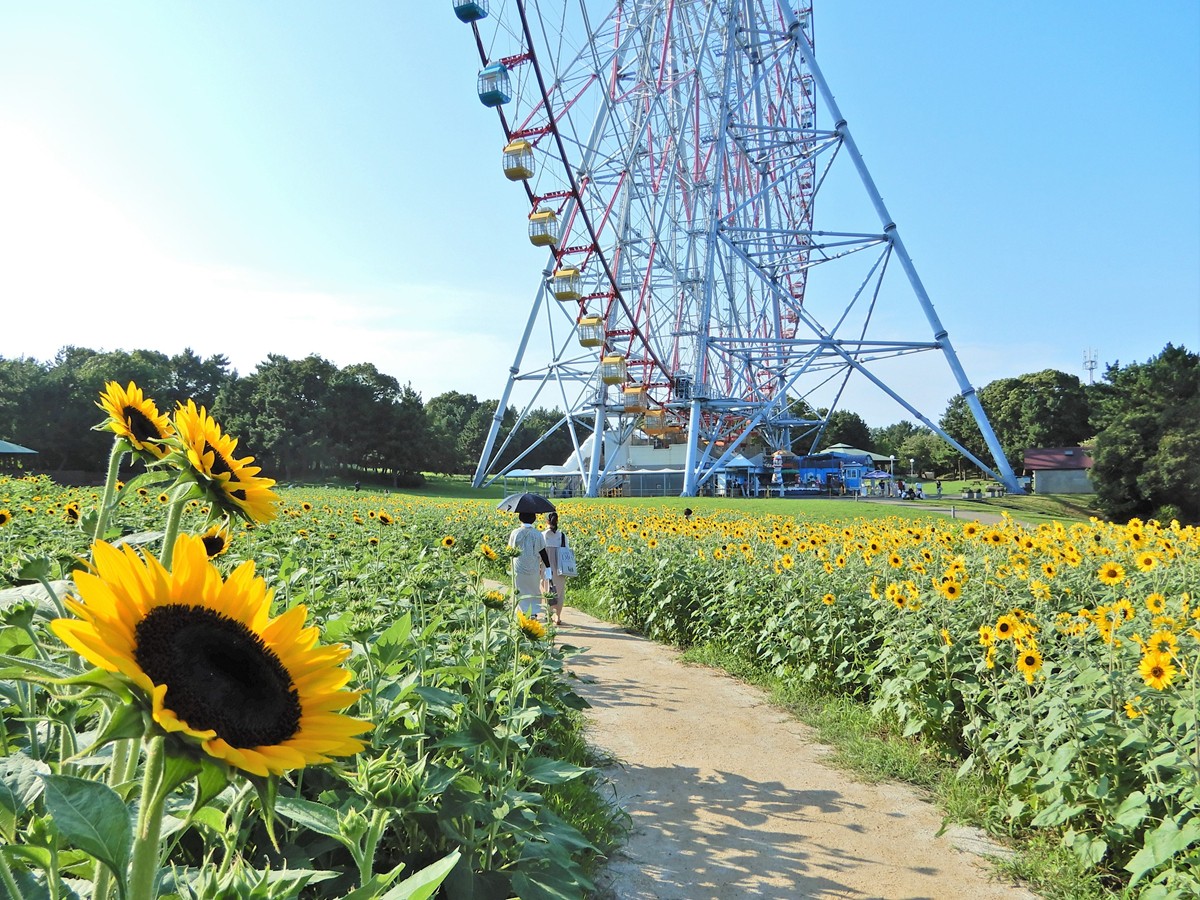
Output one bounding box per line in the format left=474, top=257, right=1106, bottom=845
left=1146, top=629, right=1179, bottom=655
left=200, top=522, right=231, bottom=559
left=646, top=537, right=659, bottom=549
left=821, top=593, right=835, bottom=606
left=978, top=624, right=995, bottom=646
left=0, top=509, right=11, bottom=527
left=367, top=537, right=379, bottom=547
left=1124, top=697, right=1143, bottom=719
left=962, top=523, right=980, bottom=538
left=995, top=615, right=1018, bottom=641
left=440, top=535, right=457, bottom=549
left=51, top=535, right=371, bottom=777
left=300, top=502, right=313, bottom=512
left=64, top=502, right=81, bottom=523
left=939, top=580, right=962, bottom=601
left=97, top=381, right=174, bottom=459
left=1016, top=647, right=1043, bottom=683
left=516, top=610, right=547, bottom=641
left=780, top=553, right=794, bottom=569
left=378, top=512, right=394, bottom=526
left=1138, top=651, right=1177, bottom=691
left=173, top=401, right=279, bottom=524
left=1146, top=593, right=1166, bottom=615
left=482, top=589, right=508, bottom=610
left=1097, top=562, right=1126, bottom=586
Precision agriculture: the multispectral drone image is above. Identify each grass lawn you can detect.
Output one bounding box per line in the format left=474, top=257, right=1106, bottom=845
left=305, top=473, right=1099, bottom=525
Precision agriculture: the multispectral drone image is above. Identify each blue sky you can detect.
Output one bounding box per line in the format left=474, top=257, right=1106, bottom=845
left=1, top=2, right=1196, bottom=428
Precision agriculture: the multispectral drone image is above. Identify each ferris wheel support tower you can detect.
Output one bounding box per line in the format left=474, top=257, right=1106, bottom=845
left=456, top=1, right=1023, bottom=497
left=783, top=9, right=1019, bottom=495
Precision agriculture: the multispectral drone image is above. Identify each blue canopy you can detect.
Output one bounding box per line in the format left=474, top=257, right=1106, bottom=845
left=0, top=440, right=37, bottom=455
left=863, top=469, right=892, bottom=479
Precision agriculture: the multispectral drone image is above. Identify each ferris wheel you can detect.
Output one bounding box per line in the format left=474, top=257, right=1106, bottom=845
left=453, top=0, right=1021, bottom=497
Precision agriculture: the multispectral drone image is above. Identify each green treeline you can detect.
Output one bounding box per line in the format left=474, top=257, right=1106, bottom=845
left=0, top=347, right=574, bottom=484
left=1, top=343, right=1196, bottom=522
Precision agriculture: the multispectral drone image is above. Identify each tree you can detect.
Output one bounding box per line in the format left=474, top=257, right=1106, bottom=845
left=425, top=392, right=485, bottom=475
left=814, top=409, right=872, bottom=451
left=869, top=421, right=922, bottom=461
left=1089, top=344, right=1200, bottom=523
left=940, top=369, right=1092, bottom=475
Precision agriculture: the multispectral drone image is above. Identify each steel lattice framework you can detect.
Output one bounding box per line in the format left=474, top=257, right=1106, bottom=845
left=459, top=0, right=1021, bottom=496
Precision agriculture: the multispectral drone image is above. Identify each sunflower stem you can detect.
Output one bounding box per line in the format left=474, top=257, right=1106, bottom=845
left=159, top=500, right=186, bottom=568
left=91, top=733, right=131, bottom=900
left=0, top=850, right=25, bottom=900
left=93, top=439, right=128, bottom=544
left=128, top=735, right=168, bottom=900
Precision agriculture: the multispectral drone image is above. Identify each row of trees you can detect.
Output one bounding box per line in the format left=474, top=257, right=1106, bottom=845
left=0, top=348, right=572, bottom=483
left=1, top=344, right=1195, bottom=521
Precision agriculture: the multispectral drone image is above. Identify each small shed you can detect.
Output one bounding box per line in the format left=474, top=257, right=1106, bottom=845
left=1024, top=447, right=1095, bottom=494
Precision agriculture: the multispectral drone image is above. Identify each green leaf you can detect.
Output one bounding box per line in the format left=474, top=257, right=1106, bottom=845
left=0, top=654, right=80, bottom=682
left=16, top=556, right=52, bottom=583
left=191, top=758, right=229, bottom=811
left=0, top=752, right=50, bottom=842
left=1125, top=817, right=1200, bottom=885
left=376, top=850, right=460, bottom=900
left=161, top=754, right=203, bottom=797
left=522, top=756, right=588, bottom=786
left=41, top=774, right=132, bottom=885
left=274, top=794, right=342, bottom=838
left=1113, top=791, right=1148, bottom=830
left=78, top=703, right=146, bottom=756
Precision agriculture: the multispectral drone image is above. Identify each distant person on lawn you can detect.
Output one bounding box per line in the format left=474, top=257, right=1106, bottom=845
left=508, top=510, right=553, bottom=618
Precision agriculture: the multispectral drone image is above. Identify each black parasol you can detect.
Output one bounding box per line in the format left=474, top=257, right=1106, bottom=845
left=496, top=492, right=557, bottom=514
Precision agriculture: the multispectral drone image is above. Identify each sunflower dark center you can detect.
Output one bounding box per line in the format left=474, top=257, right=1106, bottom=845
left=205, top=441, right=234, bottom=478
left=122, top=405, right=163, bottom=444
left=135, top=604, right=300, bottom=748
left=201, top=534, right=226, bottom=557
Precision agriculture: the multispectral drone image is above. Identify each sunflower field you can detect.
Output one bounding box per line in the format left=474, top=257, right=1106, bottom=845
left=0, top=385, right=616, bottom=900
left=574, top=507, right=1200, bottom=896
left=1, top=382, right=1198, bottom=898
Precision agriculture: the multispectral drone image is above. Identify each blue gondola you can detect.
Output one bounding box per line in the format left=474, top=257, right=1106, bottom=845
left=453, top=1, right=488, bottom=23
left=477, top=63, right=511, bottom=107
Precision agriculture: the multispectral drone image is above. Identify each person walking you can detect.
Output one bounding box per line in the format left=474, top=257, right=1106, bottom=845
left=541, top=511, right=568, bottom=626
left=507, top=510, right=552, bottom=618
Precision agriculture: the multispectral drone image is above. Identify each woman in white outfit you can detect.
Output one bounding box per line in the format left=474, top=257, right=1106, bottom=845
left=541, top=511, right=567, bottom=625
left=507, top=511, right=552, bottom=617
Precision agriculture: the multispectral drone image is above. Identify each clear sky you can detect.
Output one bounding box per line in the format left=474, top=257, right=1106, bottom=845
left=1, top=2, right=1197, bottom=428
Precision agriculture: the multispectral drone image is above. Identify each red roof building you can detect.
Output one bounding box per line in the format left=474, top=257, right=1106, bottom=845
left=1023, top=447, right=1095, bottom=494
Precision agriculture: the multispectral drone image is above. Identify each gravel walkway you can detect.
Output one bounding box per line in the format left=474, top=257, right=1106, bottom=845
left=559, top=609, right=1037, bottom=900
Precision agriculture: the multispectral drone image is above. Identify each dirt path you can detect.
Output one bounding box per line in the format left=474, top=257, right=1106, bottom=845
left=560, top=609, right=1036, bottom=900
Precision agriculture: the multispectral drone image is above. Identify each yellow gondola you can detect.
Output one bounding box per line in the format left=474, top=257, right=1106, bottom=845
left=577, top=314, right=605, bottom=347
left=528, top=209, right=558, bottom=246
left=600, top=355, right=628, bottom=385
left=552, top=268, right=581, bottom=301
left=502, top=139, right=534, bottom=181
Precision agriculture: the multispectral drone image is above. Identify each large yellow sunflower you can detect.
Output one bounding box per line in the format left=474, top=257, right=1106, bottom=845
left=1138, top=650, right=1177, bottom=691
left=97, top=381, right=174, bottom=459
left=51, top=535, right=371, bottom=777
left=173, top=401, right=279, bottom=523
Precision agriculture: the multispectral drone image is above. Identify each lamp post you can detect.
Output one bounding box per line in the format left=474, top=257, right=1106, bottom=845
left=910, top=458, right=915, bottom=477
left=889, top=455, right=894, bottom=497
